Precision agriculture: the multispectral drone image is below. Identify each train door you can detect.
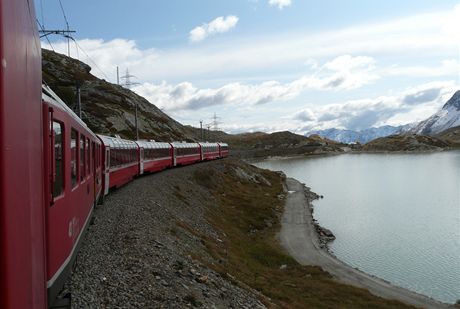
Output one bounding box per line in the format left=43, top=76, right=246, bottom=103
left=139, top=147, right=144, bottom=175
left=44, top=105, right=78, bottom=302
left=104, top=147, right=110, bottom=195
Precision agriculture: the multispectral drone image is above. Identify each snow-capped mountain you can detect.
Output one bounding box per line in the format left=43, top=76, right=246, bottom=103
left=411, top=90, right=460, bottom=135
left=308, top=125, right=407, bottom=144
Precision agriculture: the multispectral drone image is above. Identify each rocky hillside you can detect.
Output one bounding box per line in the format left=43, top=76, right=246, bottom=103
left=411, top=90, right=460, bottom=135
left=42, top=49, right=195, bottom=141
left=436, top=125, right=460, bottom=145
left=362, top=134, right=452, bottom=152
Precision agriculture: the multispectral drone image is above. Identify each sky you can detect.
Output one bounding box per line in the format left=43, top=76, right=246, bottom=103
left=38, top=0, right=460, bottom=134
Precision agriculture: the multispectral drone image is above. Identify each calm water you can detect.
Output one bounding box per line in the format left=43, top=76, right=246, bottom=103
left=255, top=152, right=460, bottom=304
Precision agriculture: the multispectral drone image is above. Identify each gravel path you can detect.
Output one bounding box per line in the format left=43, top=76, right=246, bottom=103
left=62, top=160, right=265, bottom=308
left=281, top=178, right=450, bottom=309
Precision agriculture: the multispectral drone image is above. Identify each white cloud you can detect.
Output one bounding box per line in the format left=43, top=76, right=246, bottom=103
left=189, top=15, right=239, bottom=42
left=383, top=59, right=460, bottom=78
left=292, top=81, right=458, bottom=132
left=268, top=0, right=291, bottom=9
left=132, top=55, right=378, bottom=111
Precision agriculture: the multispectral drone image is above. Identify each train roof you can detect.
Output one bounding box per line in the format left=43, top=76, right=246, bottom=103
left=135, top=140, right=171, bottom=149
left=42, top=84, right=96, bottom=137
left=171, top=141, right=200, bottom=148
left=97, top=134, right=138, bottom=149
left=198, top=142, right=220, bottom=146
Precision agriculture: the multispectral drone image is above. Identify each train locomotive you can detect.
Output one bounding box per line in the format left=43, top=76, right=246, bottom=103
left=0, top=1, right=228, bottom=308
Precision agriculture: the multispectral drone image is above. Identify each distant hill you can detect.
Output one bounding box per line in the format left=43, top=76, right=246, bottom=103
left=410, top=90, right=460, bottom=135
left=223, top=131, right=345, bottom=158
left=308, top=125, right=408, bottom=144
left=362, top=134, right=452, bottom=152
left=42, top=49, right=196, bottom=142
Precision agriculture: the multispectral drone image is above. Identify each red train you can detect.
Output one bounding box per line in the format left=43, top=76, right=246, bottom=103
left=0, top=1, right=229, bottom=308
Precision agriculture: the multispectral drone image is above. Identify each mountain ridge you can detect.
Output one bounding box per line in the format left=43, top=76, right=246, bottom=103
left=410, top=90, right=460, bottom=135
left=308, top=125, right=409, bottom=144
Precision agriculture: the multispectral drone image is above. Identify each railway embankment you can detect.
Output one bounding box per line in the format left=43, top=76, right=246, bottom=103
left=62, top=158, right=417, bottom=308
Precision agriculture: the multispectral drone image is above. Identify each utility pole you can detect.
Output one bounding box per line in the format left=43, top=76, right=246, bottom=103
left=116, top=66, right=120, bottom=85
left=75, top=83, right=82, bottom=118
left=206, top=125, right=211, bottom=142
left=200, top=120, right=203, bottom=140
left=120, top=69, right=141, bottom=140
left=134, top=104, right=139, bottom=141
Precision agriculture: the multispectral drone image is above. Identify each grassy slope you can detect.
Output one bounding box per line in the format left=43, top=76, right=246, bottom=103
left=192, top=159, right=412, bottom=309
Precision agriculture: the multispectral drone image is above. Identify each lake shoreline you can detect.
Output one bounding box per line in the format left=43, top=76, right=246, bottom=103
left=280, top=177, right=451, bottom=308
left=247, top=147, right=458, bottom=163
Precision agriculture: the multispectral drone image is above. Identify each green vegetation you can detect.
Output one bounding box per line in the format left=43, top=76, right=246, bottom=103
left=193, top=159, right=413, bottom=308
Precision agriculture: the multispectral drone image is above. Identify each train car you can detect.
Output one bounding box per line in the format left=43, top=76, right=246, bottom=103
left=98, top=135, right=139, bottom=195
left=218, top=143, right=229, bottom=158
left=42, top=86, right=102, bottom=304
left=0, top=1, right=47, bottom=308
left=199, top=142, right=221, bottom=161
left=171, top=142, right=201, bottom=166
left=135, top=140, right=173, bottom=175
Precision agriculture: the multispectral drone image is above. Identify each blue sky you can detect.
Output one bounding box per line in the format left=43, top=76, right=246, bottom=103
left=38, top=0, right=460, bottom=134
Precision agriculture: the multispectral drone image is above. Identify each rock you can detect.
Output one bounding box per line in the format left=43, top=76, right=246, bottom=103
left=279, top=264, right=287, bottom=270
left=196, top=275, right=208, bottom=284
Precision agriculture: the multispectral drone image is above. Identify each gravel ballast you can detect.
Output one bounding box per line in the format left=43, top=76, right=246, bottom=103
left=61, top=160, right=265, bottom=308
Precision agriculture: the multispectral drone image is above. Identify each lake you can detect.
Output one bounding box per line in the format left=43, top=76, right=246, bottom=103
left=254, top=151, right=460, bottom=304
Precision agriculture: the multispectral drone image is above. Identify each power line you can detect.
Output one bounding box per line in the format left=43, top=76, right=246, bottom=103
left=74, top=40, right=110, bottom=80
left=40, top=0, right=45, bottom=27
left=58, top=0, right=70, bottom=29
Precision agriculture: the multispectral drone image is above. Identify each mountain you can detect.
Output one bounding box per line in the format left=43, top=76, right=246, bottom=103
left=411, top=90, right=460, bottom=135
left=308, top=125, right=408, bottom=144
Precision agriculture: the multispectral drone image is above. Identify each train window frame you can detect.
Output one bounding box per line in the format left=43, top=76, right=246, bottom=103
left=52, top=120, right=65, bottom=199
left=80, top=134, right=85, bottom=182
left=71, top=128, right=78, bottom=188
left=86, top=137, right=90, bottom=178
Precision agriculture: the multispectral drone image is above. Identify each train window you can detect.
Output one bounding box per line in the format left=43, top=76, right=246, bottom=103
left=80, top=135, right=85, bottom=181
left=52, top=121, right=64, bottom=197
left=110, top=148, right=117, bottom=168
left=71, top=129, right=78, bottom=187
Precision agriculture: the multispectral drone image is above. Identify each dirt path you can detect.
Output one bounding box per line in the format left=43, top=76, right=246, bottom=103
left=281, top=178, right=450, bottom=309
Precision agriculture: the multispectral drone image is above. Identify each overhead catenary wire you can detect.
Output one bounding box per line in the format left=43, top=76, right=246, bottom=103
left=36, top=19, right=55, bottom=52
left=58, top=0, right=71, bottom=56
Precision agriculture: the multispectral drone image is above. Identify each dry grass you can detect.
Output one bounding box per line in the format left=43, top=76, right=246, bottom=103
left=193, top=159, right=414, bottom=309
